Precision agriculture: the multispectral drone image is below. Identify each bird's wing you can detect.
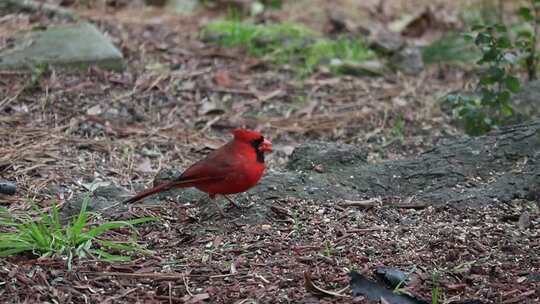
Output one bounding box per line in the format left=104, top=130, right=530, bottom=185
left=177, top=143, right=241, bottom=182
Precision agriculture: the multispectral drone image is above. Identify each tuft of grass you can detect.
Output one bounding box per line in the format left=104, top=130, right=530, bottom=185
left=23, top=62, right=50, bottom=91
left=306, top=38, right=373, bottom=74
left=202, top=20, right=373, bottom=76
left=0, top=198, right=156, bottom=267
left=431, top=271, right=441, bottom=304
left=290, top=209, right=304, bottom=236
left=321, top=240, right=335, bottom=257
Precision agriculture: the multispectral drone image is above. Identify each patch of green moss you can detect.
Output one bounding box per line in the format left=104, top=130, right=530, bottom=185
left=201, top=20, right=373, bottom=76
left=422, top=33, right=480, bottom=65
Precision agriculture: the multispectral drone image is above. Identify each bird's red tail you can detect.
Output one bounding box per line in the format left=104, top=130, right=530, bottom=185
left=122, top=176, right=221, bottom=204
left=123, top=181, right=178, bottom=204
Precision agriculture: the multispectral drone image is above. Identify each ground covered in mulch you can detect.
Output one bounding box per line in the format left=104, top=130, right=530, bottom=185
left=2, top=199, right=538, bottom=303
left=0, top=1, right=538, bottom=303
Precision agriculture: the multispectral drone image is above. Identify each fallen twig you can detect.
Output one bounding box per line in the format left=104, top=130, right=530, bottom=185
left=304, top=271, right=350, bottom=298
left=393, top=203, right=428, bottom=210
left=339, top=197, right=381, bottom=208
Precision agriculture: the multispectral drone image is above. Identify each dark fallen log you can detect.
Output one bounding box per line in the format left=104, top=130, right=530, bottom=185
left=268, top=120, right=540, bottom=207
left=62, top=121, right=540, bottom=222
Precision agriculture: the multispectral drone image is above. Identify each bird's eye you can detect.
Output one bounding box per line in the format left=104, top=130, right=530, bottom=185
left=250, top=137, right=264, bottom=148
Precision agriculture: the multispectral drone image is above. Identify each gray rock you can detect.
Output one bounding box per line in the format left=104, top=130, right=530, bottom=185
left=0, top=23, right=124, bottom=71
left=390, top=46, right=424, bottom=75
left=287, top=141, right=368, bottom=171
left=368, top=30, right=405, bottom=55
left=60, top=185, right=130, bottom=223
left=1, top=0, right=77, bottom=20
left=166, top=0, right=199, bottom=14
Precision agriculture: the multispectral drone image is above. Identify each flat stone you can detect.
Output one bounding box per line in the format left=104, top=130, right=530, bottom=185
left=166, top=0, right=199, bottom=14
left=0, top=22, right=124, bottom=71
left=390, top=46, right=424, bottom=75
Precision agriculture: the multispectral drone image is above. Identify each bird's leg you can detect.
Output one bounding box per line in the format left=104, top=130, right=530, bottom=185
left=209, top=194, right=227, bottom=217
left=222, top=194, right=241, bottom=209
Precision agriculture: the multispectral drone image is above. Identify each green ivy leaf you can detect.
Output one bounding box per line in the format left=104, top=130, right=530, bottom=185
left=501, top=102, right=514, bottom=116
left=463, top=33, right=475, bottom=42
left=515, top=39, right=530, bottom=50
left=496, top=36, right=512, bottom=49
left=471, top=24, right=485, bottom=31
left=517, top=30, right=533, bottom=38
left=445, top=94, right=458, bottom=104
left=494, top=24, right=507, bottom=33
left=488, top=66, right=505, bottom=81
left=497, top=90, right=511, bottom=103
left=479, top=76, right=492, bottom=85
left=475, top=32, right=492, bottom=45
left=504, top=76, right=521, bottom=93
left=518, top=7, right=533, bottom=21
left=481, top=49, right=499, bottom=62
left=480, top=88, right=495, bottom=105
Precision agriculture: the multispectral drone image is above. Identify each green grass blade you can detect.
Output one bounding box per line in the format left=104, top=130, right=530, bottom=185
left=85, top=217, right=157, bottom=239
left=92, top=249, right=132, bottom=262
left=67, top=198, right=90, bottom=244
left=27, top=222, right=50, bottom=248
left=50, top=202, right=62, bottom=232
left=0, top=240, right=34, bottom=250
left=96, top=239, right=152, bottom=256
left=0, top=247, right=33, bottom=257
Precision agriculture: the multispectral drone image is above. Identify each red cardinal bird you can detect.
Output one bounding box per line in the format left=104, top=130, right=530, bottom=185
left=123, top=129, right=272, bottom=211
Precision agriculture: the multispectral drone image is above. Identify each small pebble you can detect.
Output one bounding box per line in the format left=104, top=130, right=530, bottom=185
left=313, top=164, right=324, bottom=173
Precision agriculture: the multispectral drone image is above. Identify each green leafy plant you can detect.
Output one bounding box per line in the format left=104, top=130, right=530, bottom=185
left=391, top=265, right=416, bottom=293
left=23, top=62, right=49, bottom=91
left=446, top=23, right=520, bottom=135
left=201, top=20, right=372, bottom=76
left=0, top=198, right=156, bottom=267
left=321, top=240, right=335, bottom=257
left=379, top=114, right=406, bottom=148
left=516, top=0, right=540, bottom=80
left=291, top=209, right=303, bottom=235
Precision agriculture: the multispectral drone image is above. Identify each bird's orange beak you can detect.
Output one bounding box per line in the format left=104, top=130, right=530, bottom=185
left=259, top=139, right=273, bottom=153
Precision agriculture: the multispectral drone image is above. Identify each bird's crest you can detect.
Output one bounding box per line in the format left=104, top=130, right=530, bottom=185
left=232, top=128, right=263, bottom=142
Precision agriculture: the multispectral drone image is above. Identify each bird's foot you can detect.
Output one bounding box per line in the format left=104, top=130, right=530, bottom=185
left=211, top=200, right=228, bottom=217
left=223, top=194, right=242, bottom=209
